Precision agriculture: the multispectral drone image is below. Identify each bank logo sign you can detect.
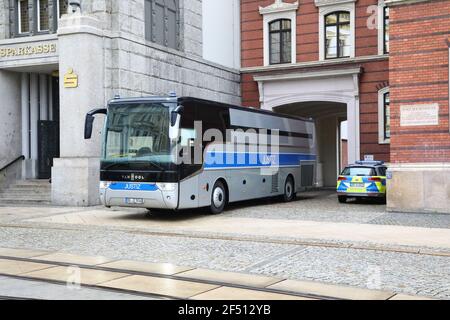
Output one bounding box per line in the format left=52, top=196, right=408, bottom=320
left=64, top=68, right=78, bottom=88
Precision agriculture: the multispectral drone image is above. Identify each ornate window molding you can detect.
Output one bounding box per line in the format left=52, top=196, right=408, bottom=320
left=378, top=86, right=391, bottom=144
left=260, top=0, right=298, bottom=66
left=317, top=0, right=356, bottom=60
left=315, top=0, right=356, bottom=6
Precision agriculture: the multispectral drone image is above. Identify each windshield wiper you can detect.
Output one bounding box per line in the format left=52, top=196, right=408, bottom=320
left=147, top=160, right=165, bottom=171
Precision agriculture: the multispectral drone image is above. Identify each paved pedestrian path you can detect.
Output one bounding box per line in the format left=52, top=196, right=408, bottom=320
left=27, top=209, right=450, bottom=252
left=0, top=247, right=432, bottom=300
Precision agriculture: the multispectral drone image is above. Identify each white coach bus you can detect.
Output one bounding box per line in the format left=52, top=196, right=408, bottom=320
left=84, top=95, right=317, bottom=214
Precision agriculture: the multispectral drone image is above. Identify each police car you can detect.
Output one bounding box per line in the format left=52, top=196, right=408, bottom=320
left=337, top=161, right=387, bottom=203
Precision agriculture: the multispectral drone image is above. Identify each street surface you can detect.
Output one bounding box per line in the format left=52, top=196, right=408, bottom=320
left=0, top=190, right=449, bottom=300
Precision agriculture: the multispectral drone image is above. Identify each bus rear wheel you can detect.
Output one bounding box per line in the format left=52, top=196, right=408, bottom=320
left=283, top=176, right=296, bottom=202
left=210, top=181, right=227, bottom=214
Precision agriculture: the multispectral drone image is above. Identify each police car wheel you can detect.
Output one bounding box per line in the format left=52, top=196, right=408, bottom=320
left=338, top=196, right=347, bottom=203
left=210, top=181, right=227, bottom=214
left=283, top=176, right=295, bottom=202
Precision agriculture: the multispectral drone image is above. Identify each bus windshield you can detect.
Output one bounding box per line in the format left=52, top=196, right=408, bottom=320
left=102, top=102, right=175, bottom=168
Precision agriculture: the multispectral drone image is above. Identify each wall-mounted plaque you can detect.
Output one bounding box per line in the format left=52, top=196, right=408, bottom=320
left=400, top=104, right=439, bottom=127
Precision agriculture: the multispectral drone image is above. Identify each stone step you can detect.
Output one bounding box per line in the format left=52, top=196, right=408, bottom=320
left=0, top=194, right=51, bottom=200
left=3, top=187, right=50, bottom=193
left=0, top=192, right=51, bottom=198
left=12, top=181, right=51, bottom=187
left=0, top=180, right=53, bottom=206
left=0, top=198, right=52, bottom=205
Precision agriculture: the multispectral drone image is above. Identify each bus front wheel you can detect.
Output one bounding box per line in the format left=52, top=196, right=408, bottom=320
left=283, top=176, right=296, bottom=202
left=210, top=181, right=227, bottom=214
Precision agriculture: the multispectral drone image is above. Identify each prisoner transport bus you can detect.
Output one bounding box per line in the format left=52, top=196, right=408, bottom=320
left=84, top=95, right=317, bottom=214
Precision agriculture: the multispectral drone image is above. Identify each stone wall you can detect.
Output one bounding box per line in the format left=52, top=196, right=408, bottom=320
left=102, top=0, right=240, bottom=105
left=0, top=0, right=9, bottom=40
left=69, top=0, right=240, bottom=105
left=106, top=36, right=241, bottom=105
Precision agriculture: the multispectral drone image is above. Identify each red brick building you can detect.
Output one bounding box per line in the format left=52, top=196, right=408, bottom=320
left=240, top=0, right=450, bottom=213
left=387, top=0, right=450, bottom=213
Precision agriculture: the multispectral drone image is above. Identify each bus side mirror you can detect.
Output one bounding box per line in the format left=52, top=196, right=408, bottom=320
left=171, top=105, right=184, bottom=127
left=84, top=108, right=107, bottom=140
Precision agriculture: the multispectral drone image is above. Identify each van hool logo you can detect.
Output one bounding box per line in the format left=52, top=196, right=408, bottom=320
left=122, top=174, right=145, bottom=181
left=0, top=43, right=57, bottom=58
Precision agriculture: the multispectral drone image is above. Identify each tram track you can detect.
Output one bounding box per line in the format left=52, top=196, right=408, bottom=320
left=0, top=254, right=341, bottom=300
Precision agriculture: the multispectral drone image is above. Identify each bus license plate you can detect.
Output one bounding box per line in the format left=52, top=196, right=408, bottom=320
left=125, top=198, right=144, bottom=205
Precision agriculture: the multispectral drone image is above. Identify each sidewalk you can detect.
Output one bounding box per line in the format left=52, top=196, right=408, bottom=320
left=27, top=208, right=450, bottom=253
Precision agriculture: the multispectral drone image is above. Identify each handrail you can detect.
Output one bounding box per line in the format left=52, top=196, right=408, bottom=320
left=0, top=155, right=25, bottom=173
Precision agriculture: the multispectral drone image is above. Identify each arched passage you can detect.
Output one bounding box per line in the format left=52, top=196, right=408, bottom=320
left=254, top=67, right=361, bottom=187
left=275, top=101, right=347, bottom=187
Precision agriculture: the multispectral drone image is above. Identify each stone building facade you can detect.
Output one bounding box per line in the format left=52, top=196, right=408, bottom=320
left=0, top=0, right=241, bottom=206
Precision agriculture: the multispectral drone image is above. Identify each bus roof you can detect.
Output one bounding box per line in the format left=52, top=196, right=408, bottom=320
left=108, top=95, right=315, bottom=123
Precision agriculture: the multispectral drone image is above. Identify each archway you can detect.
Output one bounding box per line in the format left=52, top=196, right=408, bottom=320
left=275, top=101, right=347, bottom=187
left=254, top=67, right=362, bottom=187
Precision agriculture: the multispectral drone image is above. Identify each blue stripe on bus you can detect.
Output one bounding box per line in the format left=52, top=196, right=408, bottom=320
left=204, top=152, right=317, bottom=169
left=109, top=183, right=159, bottom=191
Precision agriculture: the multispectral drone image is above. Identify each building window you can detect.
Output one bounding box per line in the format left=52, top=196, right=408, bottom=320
left=145, top=0, right=180, bottom=50
left=17, top=0, right=30, bottom=34
left=383, top=7, right=390, bottom=54
left=37, top=0, right=50, bottom=32
left=384, top=92, right=390, bottom=139
left=378, top=87, right=390, bottom=144
left=325, top=11, right=351, bottom=59
left=58, top=0, right=68, bottom=17
left=269, top=19, right=292, bottom=65
left=13, top=0, right=66, bottom=36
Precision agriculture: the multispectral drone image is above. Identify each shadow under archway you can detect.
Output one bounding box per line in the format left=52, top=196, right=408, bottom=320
left=274, top=101, right=347, bottom=188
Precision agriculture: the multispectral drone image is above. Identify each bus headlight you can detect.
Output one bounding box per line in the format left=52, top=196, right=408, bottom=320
left=156, top=183, right=177, bottom=191
left=100, top=181, right=112, bottom=189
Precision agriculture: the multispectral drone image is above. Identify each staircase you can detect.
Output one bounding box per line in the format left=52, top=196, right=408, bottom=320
left=0, top=180, right=52, bottom=206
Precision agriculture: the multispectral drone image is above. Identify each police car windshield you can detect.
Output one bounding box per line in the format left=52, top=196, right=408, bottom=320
left=342, top=167, right=376, bottom=176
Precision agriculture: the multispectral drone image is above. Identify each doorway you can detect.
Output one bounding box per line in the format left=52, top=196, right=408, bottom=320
left=38, top=75, right=60, bottom=179
left=20, top=72, right=60, bottom=180
left=274, top=101, right=347, bottom=187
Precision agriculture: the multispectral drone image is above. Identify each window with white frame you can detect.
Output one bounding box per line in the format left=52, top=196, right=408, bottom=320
left=37, top=0, right=50, bottom=32
left=378, top=87, right=390, bottom=144
left=17, top=0, right=30, bottom=34
left=325, top=11, right=351, bottom=59
left=58, top=0, right=68, bottom=18
left=260, top=0, right=298, bottom=66
left=318, top=1, right=355, bottom=61
left=378, top=1, right=390, bottom=55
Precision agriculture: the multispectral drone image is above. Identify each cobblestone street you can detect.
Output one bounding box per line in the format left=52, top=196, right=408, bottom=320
left=0, top=190, right=449, bottom=300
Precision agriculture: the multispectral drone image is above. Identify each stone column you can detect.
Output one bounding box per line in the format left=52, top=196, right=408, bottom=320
left=39, top=74, right=48, bottom=120
left=346, top=97, right=360, bottom=164
left=0, top=70, right=22, bottom=187
left=52, top=12, right=106, bottom=206
left=30, top=73, right=39, bottom=177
